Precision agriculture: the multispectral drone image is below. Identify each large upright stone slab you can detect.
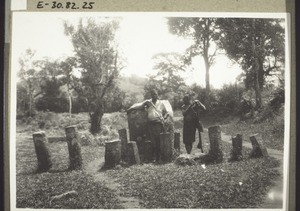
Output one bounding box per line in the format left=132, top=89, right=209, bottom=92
left=208, top=125, right=223, bottom=162
left=104, top=140, right=121, bottom=168
left=160, top=132, right=173, bottom=163
left=127, top=100, right=174, bottom=160
left=127, top=103, right=148, bottom=143
left=127, top=141, right=141, bottom=165
left=33, top=131, right=52, bottom=172
left=118, top=129, right=129, bottom=162
left=249, top=134, right=268, bottom=158
left=65, top=126, right=82, bottom=170
left=230, top=134, right=243, bottom=161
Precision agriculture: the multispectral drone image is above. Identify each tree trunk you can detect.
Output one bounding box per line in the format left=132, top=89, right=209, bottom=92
left=90, top=100, right=104, bottom=134
left=254, top=80, right=262, bottom=109
left=257, top=57, right=265, bottom=91
left=251, top=19, right=262, bottom=109
left=204, top=55, right=210, bottom=92
left=67, top=85, right=72, bottom=119
left=29, top=83, right=33, bottom=117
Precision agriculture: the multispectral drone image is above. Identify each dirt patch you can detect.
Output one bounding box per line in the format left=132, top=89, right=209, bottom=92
left=85, top=157, right=141, bottom=209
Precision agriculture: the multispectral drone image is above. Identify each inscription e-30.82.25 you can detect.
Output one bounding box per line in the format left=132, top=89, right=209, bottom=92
left=37, top=1, right=95, bottom=10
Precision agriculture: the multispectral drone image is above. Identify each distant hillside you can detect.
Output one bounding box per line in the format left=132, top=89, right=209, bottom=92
left=117, top=75, right=147, bottom=102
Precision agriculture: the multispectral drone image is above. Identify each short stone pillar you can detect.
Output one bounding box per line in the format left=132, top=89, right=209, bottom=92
left=118, top=129, right=129, bottom=162
left=65, top=126, right=82, bottom=170
left=33, top=131, right=52, bottom=172
left=174, top=132, right=180, bottom=151
left=249, top=134, right=268, bottom=158
left=143, top=140, right=153, bottom=162
left=208, top=126, right=223, bottom=162
left=230, top=134, right=243, bottom=161
left=160, top=132, right=173, bottom=163
left=104, top=140, right=121, bottom=168
left=127, top=142, right=140, bottom=165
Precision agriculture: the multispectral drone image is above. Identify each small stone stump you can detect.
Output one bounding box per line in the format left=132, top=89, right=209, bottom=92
left=160, top=132, right=173, bottom=163
left=143, top=140, right=153, bottom=163
left=33, top=131, right=52, bottom=172
left=65, top=126, right=82, bottom=170
left=127, top=142, right=141, bottom=165
left=230, top=134, right=243, bottom=161
left=249, top=134, right=268, bottom=158
left=118, top=129, right=129, bottom=162
left=104, top=140, right=121, bottom=168
left=174, top=132, right=180, bottom=151
left=207, top=125, right=223, bottom=163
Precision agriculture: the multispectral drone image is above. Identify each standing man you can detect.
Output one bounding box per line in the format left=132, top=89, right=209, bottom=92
left=127, top=89, right=168, bottom=162
left=181, top=95, right=206, bottom=154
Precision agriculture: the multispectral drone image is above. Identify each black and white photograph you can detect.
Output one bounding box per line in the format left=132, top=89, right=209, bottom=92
left=9, top=12, right=290, bottom=210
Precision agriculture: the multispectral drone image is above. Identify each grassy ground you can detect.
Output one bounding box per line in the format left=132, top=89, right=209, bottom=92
left=103, top=139, right=280, bottom=209
left=15, top=111, right=281, bottom=208
left=16, top=135, right=121, bottom=209
left=200, top=110, right=285, bottom=151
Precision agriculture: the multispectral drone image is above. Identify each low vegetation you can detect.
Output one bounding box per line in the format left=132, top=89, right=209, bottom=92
left=16, top=111, right=281, bottom=208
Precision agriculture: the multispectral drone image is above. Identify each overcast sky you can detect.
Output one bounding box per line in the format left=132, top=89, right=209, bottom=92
left=11, top=12, right=285, bottom=89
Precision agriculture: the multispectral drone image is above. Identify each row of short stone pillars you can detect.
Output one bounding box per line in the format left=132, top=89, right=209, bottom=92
left=104, top=129, right=141, bottom=169
left=33, top=126, right=82, bottom=173
left=104, top=129, right=177, bottom=168
left=33, top=125, right=268, bottom=172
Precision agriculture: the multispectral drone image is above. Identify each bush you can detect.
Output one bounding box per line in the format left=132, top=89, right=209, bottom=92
left=35, top=97, right=69, bottom=113
left=216, top=84, right=244, bottom=115
left=190, top=84, right=244, bottom=117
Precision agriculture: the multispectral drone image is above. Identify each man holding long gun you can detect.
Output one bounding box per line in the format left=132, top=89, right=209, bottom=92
left=181, top=95, right=206, bottom=154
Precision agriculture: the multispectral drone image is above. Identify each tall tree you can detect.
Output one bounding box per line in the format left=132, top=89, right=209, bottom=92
left=152, top=52, right=186, bottom=92
left=168, top=18, right=219, bottom=91
left=64, top=18, right=122, bottom=134
left=59, top=57, right=77, bottom=118
left=18, top=49, right=40, bottom=117
left=144, top=52, right=188, bottom=109
left=216, top=18, right=285, bottom=108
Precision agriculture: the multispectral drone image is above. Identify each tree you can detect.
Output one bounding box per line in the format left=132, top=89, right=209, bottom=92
left=35, top=58, right=68, bottom=112
left=59, top=57, right=77, bottom=117
left=18, top=49, right=41, bottom=117
left=216, top=18, right=285, bottom=108
left=144, top=53, right=188, bottom=109
left=168, top=18, right=219, bottom=91
left=64, top=18, right=122, bottom=134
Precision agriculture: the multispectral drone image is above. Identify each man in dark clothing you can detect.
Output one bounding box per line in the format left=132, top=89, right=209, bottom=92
left=181, top=96, right=206, bottom=154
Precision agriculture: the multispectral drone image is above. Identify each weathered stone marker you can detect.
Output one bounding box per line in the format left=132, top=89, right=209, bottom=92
left=127, top=100, right=174, bottom=162
left=230, top=134, right=243, bottom=161
left=174, top=132, right=180, bottom=151
left=118, top=129, right=129, bottom=161
left=65, top=126, right=82, bottom=170
left=249, top=134, right=268, bottom=158
left=160, top=132, right=173, bottom=163
left=127, top=141, right=141, bottom=165
left=208, top=125, right=223, bottom=162
left=33, top=131, right=52, bottom=172
left=104, top=140, right=121, bottom=168
left=144, top=140, right=153, bottom=163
